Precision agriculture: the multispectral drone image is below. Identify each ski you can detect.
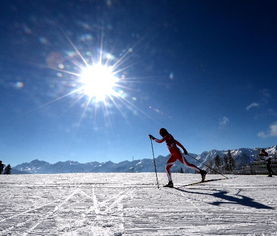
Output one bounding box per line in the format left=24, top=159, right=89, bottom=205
left=176, top=178, right=227, bottom=188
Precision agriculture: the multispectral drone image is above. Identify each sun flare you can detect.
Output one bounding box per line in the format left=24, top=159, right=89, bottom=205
left=46, top=35, right=144, bottom=121
left=79, top=63, right=119, bottom=102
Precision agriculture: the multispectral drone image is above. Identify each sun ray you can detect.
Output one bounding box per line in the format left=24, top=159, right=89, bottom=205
left=48, top=67, right=80, bottom=77
left=34, top=29, right=157, bottom=128
left=61, top=29, right=89, bottom=67
left=77, top=96, right=93, bottom=128
left=24, top=87, right=83, bottom=116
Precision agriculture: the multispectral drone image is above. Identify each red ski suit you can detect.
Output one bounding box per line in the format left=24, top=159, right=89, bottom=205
left=154, top=134, right=200, bottom=181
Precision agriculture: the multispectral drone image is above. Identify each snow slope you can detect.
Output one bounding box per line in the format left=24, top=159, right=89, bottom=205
left=0, top=173, right=276, bottom=235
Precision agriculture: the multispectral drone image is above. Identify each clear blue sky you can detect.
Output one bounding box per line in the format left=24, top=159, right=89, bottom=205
left=0, top=0, right=276, bottom=166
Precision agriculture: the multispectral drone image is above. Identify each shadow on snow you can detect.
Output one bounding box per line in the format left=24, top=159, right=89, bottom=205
left=174, top=185, right=274, bottom=210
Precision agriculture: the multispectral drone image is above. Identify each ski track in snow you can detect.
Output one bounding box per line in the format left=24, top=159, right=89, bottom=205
left=0, top=173, right=276, bottom=235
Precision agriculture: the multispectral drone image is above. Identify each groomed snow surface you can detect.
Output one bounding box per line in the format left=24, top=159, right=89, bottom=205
left=0, top=173, right=276, bottom=235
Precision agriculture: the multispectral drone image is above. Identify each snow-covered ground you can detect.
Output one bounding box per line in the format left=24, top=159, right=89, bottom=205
left=0, top=173, right=276, bottom=235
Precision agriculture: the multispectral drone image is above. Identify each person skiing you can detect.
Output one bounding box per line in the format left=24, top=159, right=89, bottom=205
left=149, top=128, right=207, bottom=187
left=259, top=149, right=273, bottom=177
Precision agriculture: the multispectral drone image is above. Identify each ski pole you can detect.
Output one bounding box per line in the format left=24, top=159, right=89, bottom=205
left=187, top=154, right=228, bottom=179
left=150, top=138, right=160, bottom=188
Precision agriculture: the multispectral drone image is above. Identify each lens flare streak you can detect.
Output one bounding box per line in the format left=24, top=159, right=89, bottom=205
left=42, top=34, right=152, bottom=126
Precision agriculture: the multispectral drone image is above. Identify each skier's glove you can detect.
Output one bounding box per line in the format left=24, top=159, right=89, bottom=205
left=149, top=134, right=155, bottom=140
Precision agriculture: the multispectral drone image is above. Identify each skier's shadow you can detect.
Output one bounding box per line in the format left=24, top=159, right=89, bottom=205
left=174, top=187, right=274, bottom=210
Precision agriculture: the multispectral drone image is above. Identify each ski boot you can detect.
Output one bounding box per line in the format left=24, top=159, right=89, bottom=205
left=200, top=170, right=207, bottom=182
left=163, top=181, right=174, bottom=188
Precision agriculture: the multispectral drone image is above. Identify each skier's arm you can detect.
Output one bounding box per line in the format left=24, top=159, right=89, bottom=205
left=149, top=134, right=166, bottom=143
left=154, top=137, right=166, bottom=143
left=259, top=153, right=268, bottom=160
left=259, top=150, right=269, bottom=157
left=175, top=140, right=188, bottom=155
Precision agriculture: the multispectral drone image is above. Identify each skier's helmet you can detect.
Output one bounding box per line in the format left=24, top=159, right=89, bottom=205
left=159, top=128, right=169, bottom=137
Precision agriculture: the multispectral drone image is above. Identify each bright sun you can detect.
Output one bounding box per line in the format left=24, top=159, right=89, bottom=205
left=79, top=63, right=119, bottom=102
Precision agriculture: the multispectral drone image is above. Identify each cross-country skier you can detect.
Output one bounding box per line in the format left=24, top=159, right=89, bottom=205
left=259, top=149, right=273, bottom=177
left=149, top=128, right=207, bottom=187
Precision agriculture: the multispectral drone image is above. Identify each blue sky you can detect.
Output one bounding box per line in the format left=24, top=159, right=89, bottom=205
left=0, top=0, right=276, bottom=166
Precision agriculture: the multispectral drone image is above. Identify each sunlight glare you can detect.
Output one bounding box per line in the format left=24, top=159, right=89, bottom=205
left=79, top=64, right=119, bottom=101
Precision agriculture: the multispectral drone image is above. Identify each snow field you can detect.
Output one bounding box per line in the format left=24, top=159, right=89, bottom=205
left=0, top=173, right=276, bottom=235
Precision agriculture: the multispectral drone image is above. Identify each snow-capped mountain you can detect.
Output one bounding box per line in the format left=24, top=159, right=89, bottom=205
left=14, top=146, right=276, bottom=174
left=199, top=146, right=277, bottom=169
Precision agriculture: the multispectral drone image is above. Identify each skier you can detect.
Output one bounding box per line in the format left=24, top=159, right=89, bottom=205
left=3, top=164, right=11, bottom=175
left=0, top=161, right=5, bottom=174
left=149, top=128, right=207, bottom=187
left=259, top=149, right=273, bottom=177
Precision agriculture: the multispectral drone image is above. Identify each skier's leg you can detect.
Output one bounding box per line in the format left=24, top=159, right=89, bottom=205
left=164, top=155, right=177, bottom=187
left=166, top=162, right=174, bottom=182
left=179, top=154, right=207, bottom=182
left=180, top=155, right=201, bottom=172
left=267, top=161, right=273, bottom=177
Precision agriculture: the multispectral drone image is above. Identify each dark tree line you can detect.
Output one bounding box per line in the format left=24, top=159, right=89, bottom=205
left=209, top=150, right=235, bottom=174
left=0, top=161, right=11, bottom=174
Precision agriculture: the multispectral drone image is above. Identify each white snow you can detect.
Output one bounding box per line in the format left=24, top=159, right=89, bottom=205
left=0, top=173, right=276, bottom=235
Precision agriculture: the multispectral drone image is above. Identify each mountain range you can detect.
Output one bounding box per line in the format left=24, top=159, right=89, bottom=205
left=13, top=146, right=277, bottom=174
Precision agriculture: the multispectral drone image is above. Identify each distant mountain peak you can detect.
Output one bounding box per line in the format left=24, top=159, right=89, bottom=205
left=13, top=146, right=276, bottom=174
